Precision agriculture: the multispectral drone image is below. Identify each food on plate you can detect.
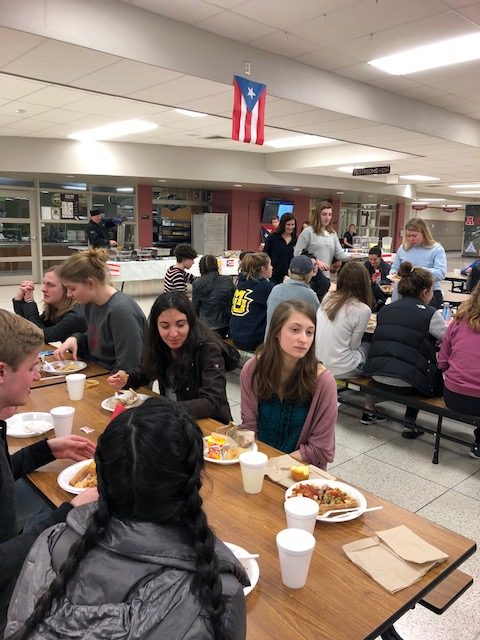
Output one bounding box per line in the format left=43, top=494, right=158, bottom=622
left=70, top=461, right=97, bottom=489
left=290, top=465, right=310, bottom=482
left=61, top=361, right=83, bottom=373
left=203, top=432, right=249, bottom=461
left=114, top=388, right=139, bottom=407
left=85, top=379, right=99, bottom=388
left=289, top=482, right=358, bottom=514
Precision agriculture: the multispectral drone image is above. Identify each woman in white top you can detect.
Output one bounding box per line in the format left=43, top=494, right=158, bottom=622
left=294, top=201, right=350, bottom=277
left=315, top=262, right=373, bottom=376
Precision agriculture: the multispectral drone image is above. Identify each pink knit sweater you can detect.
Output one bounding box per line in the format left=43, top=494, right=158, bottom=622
left=239, top=356, right=337, bottom=469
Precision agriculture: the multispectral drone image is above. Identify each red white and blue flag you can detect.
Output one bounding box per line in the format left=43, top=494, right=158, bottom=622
left=232, top=75, right=266, bottom=145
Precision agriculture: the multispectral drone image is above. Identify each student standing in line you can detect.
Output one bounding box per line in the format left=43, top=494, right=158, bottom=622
left=240, top=300, right=337, bottom=469
left=163, top=243, right=197, bottom=294
left=53, top=249, right=146, bottom=372
left=0, top=310, right=96, bottom=635
left=12, top=266, right=86, bottom=342
left=5, top=398, right=248, bottom=640
left=438, top=285, right=480, bottom=458
left=263, top=213, right=297, bottom=284
left=229, top=253, right=275, bottom=352
left=294, top=201, right=350, bottom=277
left=342, top=223, right=357, bottom=248
left=390, top=218, right=447, bottom=309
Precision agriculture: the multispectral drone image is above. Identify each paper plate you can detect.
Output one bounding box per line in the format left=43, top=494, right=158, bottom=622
left=101, top=393, right=150, bottom=412
left=6, top=412, right=53, bottom=438
left=224, top=542, right=259, bottom=596
left=203, top=437, right=257, bottom=465
left=57, top=459, right=95, bottom=494
left=285, top=479, right=367, bottom=523
left=43, top=360, right=87, bottom=375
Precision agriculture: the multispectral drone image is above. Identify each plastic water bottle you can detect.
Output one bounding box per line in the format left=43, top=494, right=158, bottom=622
left=372, top=269, right=381, bottom=285
left=441, top=302, right=452, bottom=322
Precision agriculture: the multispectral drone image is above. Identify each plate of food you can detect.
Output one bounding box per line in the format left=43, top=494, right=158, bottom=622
left=101, top=389, right=150, bottom=412
left=42, top=360, right=87, bottom=375
left=203, top=433, right=257, bottom=465
left=6, top=412, right=53, bottom=438
left=57, top=459, right=97, bottom=494
left=224, top=542, right=259, bottom=596
left=285, top=480, right=367, bottom=523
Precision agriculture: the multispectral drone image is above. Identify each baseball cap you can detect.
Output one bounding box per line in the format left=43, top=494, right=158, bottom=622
left=89, top=208, right=103, bottom=217
left=289, top=255, right=313, bottom=275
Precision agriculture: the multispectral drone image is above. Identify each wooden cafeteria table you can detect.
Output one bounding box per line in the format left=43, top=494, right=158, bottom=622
left=8, top=390, right=476, bottom=640
left=444, top=271, right=467, bottom=293
left=32, top=346, right=109, bottom=389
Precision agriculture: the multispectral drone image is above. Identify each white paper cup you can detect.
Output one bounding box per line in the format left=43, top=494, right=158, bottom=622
left=454, top=268, right=461, bottom=274
left=276, top=528, right=316, bottom=589
left=65, top=373, right=86, bottom=401
left=284, top=497, right=319, bottom=534
left=50, top=406, right=75, bottom=437
left=239, top=451, right=268, bottom=494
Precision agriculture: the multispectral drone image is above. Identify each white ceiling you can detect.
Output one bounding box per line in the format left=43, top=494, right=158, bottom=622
left=1, top=0, right=480, bottom=204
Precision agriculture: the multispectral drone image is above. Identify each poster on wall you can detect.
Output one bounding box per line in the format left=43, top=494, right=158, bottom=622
left=60, top=193, right=79, bottom=219
left=463, top=205, right=480, bottom=256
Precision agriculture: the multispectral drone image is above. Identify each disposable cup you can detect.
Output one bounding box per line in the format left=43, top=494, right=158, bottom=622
left=284, top=497, right=319, bottom=534
left=50, top=406, right=75, bottom=437
left=65, top=373, right=86, bottom=401
left=276, top=528, right=316, bottom=589
left=454, top=268, right=461, bottom=275
left=239, top=451, right=268, bottom=494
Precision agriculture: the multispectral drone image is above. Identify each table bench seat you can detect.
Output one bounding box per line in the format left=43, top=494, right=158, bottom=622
left=337, top=376, right=480, bottom=464
left=420, top=570, right=473, bottom=614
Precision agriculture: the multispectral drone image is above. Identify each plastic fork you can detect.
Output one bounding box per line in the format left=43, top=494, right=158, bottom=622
left=322, top=505, right=383, bottom=518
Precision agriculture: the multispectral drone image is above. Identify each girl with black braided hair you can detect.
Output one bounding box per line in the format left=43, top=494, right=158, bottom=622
left=5, top=398, right=248, bottom=640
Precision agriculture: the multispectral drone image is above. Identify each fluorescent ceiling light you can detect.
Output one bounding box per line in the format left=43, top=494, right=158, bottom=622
left=400, top=175, right=440, bottom=181
left=116, top=187, right=134, bottom=192
left=174, top=108, right=207, bottom=118
left=450, top=183, right=480, bottom=188
left=265, top=134, right=335, bottom=149
left=69, top=119, right=158, bottom=141
left=233, top=184, right=243, bottom=187
left=411, top=201, right=429, bottom=205
left=292, top=188, right=301, bottom=191
left=456, top=190, right=480, bottom=194
left=368, top=33, right=480, bottom=75
left=337, top=166, right=355, bottom=173
left=419, top=198, right=446, bottom=202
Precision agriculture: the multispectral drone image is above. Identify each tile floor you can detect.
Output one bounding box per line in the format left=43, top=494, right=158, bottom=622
left=2, top=251, right=479, bottom=640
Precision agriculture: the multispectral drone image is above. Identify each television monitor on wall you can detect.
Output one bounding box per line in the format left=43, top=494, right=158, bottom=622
left=262, top=199, right=294, bottom=223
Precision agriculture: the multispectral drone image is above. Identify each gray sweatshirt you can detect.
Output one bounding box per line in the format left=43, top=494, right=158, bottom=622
left=294, top=227, right=350, bottom=275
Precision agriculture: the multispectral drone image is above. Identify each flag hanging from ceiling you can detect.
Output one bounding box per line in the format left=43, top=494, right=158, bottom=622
left=232, top=75, right=266, bottom=145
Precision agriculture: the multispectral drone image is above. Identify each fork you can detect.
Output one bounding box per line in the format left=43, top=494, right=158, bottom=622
left=322, top=505, right=383, bottom=518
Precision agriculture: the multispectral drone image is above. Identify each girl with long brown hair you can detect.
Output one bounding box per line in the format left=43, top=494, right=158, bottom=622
left=294, top=201, right=350, bottom=276
left=264, top=213, right=297, bottom=284
left=240, top=300, right=337, bottom=469
left=439, top=283, right=480, bottom=458
left=12, top=266, right=86, bottom=342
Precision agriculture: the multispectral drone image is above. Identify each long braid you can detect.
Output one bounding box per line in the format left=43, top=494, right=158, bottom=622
left=181, top=417, right=226, bottom=640
left=13, top=498, right=111, bottom=640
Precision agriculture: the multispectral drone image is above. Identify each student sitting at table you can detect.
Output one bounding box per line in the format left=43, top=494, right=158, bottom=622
left=108, top=292, right=237, bottom=424
left=5, top=398, right=248, bottom=640
left=163, top=243, right=197, bottom=294
left=192, top=254, right=234, bottom=338
left=363, top=246, right=391, bottom=285
left=364, top=262, right=447, bottom=437
left=229, top=252, right=275, bottom=352
left=53, top=248, right=146, bottom=372
left=300, top=250, right=331, bottom=304
left=240, top=300, right=337, bottom=469
left=438, top=284, right=480, bottom=458
left=0, top=310, right=96, bottom=635
left=12, top=266, right=86, bottom=342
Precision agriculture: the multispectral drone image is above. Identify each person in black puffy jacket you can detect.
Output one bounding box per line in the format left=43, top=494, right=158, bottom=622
left=192, top=254, right=234, bottom=338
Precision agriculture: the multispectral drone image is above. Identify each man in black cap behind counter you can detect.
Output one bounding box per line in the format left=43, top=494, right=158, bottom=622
left=85, top=208, right=121, bottom=248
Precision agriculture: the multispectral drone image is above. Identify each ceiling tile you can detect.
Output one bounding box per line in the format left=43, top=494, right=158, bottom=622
left=123, top=0, right=222, bottom=22
left=295, top=47, right=359, bottom=71
left=0, top=100, right=51, bottom=119
left=75, top=59, right=182, bottom=95
left=1, top=41, right=119, bottom=84
left=0, top=27, right=45, bottom=67
left=196, top=11, right=276, bottom=42
left=249, top=31, right=318, bottom=58
left=130, top=75, right=230, bottom=105
left=0, top=75, right=44, bottom=100
left=21, top=85, right=91, bottom=107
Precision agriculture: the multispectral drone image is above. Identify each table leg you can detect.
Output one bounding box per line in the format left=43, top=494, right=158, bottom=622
left=380, top=625, right=405, bottom=640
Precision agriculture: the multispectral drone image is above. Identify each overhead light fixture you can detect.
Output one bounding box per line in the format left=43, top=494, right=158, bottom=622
left=265, top=134, right=336, bottom=149
left=158, top=179, right=167, bottom=182
left=68, top=119, right=158, bottom=141
left=66, top=175, right=75, bottom=178
left=418, top=198, right=446, bottom=202
left=456, top=190, right=480, bottom=194
left=449, top=183, right=480, bottom=188
left=174, top=108, right=207, bottom=118
left=400, top=175, right=440, bottom=181
left=233, top=184, right=243, bottom=187
left=411, top=201, right=429, bottom=205
left=368, top=33, right=480, bottom=75
left=292, top=188, right=301, bottom=191
left=336, top=191, right=344, bottom=194
left=337, top=166, right=355, bottom=173
left=116, top=187, right=134, bottom=192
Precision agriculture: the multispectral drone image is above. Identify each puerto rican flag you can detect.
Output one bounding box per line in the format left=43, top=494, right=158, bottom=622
left=232, top=75, right=266, bottom=145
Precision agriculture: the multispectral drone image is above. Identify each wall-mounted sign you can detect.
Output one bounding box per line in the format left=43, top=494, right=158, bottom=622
left=463, top=204, right=480, bottom=256
left=352, top=165, right=391, bottom=176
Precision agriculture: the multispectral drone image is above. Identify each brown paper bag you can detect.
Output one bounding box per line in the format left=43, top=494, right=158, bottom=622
left=343, top=525, right=448, bottom=593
